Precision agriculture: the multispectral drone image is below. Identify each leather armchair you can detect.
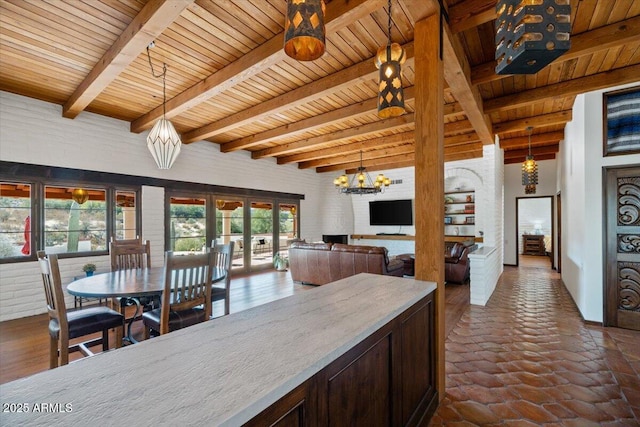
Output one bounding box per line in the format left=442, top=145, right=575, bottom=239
left=444, top=242, right=476, bottom=284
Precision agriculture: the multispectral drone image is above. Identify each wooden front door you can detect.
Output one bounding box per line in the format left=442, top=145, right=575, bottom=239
left=605, top=167, right=640, bottom=330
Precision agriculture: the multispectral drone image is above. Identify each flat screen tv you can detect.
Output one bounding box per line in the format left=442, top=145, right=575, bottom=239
left=369, top=199, right=413, bottom=226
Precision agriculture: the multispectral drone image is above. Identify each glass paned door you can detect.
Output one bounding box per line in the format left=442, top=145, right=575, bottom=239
left=278, top=203, right=298, bottom=257
left=169, top=196, right=206, bottom=253
left=250, top=201, right=273, bottom=269
left=215, top=198, right=244, bottom=270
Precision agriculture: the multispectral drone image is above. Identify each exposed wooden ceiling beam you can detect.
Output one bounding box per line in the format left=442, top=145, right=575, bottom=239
left=285, top=132, right=415, bottom=166
left=62, top=0, right=193, bottom=119
left=445, top=142, right=483, bottom=155
left=252, top=114, right=415, bottom=159
left=499, top=131, right=564, bottom=150
left=472, top=16, right=640, bottom=86
left=303, top=145, right=415, bottom=170
left=221, top=90, right=460, bottom=153
left=504, top=144, right=560, bottom=159
left=442, top=23, right=494, bottom=145
left=445, top=150, right=484, bottom=162
left=493, top=110, right=572, bottom=134
left=182, top=42, right=415, bottom=143
left=130, top=0, right=386, bottom=133
left=449, top=0, right=496, bottom=34
left=504, top=153, right=556, bottom=164
left=484, top=64, right=640, bottom=114
left=445, top=132, right=481, bottom=147
left=322, top=152, right=417, bottom=173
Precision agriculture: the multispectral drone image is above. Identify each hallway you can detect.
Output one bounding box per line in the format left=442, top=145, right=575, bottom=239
left=430, top=264, right=640, bottom=425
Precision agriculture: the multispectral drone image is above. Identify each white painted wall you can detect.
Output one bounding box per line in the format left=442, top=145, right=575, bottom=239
left=504, top=159, right=557, bottom=265
left=560, top=82, right=640, bottom=323
left=0, top=91, right=329, bottom=321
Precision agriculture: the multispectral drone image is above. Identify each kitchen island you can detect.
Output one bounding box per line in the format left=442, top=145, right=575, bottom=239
left=1, top=273, right=438, bottom=426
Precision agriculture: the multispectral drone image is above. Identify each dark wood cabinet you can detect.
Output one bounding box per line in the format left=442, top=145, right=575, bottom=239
left=246, top=294, right=438, bottom=427
left=523, top=234, right=545, bottom=256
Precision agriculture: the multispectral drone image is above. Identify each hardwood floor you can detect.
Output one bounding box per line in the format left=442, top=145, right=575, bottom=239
left=0, top=272, right=469, bottom=385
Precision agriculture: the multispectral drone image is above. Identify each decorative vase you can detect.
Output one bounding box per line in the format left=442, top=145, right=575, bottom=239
left=85, top=271, right=94, bottom=277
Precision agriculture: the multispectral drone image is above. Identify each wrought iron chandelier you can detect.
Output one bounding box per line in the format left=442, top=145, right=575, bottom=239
left=375, top=0, right=406, bottom=118
left=334, top=152, right=391, bottom=195
left=495, top=0, right=571, bottom=74
left=522, top=126, right=538, bottom=194
left=284, top=0, right=326, bottom=61
left=146, top=43, right=181, bottom=170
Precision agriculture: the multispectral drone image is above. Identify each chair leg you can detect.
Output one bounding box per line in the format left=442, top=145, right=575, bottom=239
left=102, top=329, right=109, bottom=351
left=224, top=290, right=230, bottom=316
left=143, top=325, right=150, bottom=340
left=49, top=336, right=58, bottom=369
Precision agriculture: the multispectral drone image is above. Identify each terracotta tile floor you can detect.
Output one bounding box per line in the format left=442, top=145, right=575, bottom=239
left=430, top=264, right=640, bottom=426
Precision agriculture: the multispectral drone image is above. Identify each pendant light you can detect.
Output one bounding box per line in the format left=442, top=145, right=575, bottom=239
left=284, top=0, right=326, bottom=61
left=522, top=126, right=538, bottom=193
left=71, top=188, right=89, bottom=204
left=146, top=43, right=181, bottom=170
left=375, top=0, right=406, bottom=118
left=495, top=0, right=571, bottom=74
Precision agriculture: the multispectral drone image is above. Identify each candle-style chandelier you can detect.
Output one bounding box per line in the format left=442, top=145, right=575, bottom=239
left=334, top=152, right=391, bottom=195
left=522, top=126, right=538, bottom=194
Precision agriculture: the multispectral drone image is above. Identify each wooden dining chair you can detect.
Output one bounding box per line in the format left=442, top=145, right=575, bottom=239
left=211, top=241, right=234, bottom=316
left=37, top=251, right=124, bottom=368
left=109, top=237, right=158, bottom=316
left=142, top=250, right=214, bottom=338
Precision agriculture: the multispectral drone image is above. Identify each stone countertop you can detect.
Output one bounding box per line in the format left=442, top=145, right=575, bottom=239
left=1, top=273, right=436, bottom=426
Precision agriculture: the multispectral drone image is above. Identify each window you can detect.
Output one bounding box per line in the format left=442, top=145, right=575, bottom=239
left=44, top=186, right=107, bottom=254
left=169, top=196, right=207, bottom=252
left=0, top=177, right=141, bottom=262
left=0, top=182, right=32, bottom=259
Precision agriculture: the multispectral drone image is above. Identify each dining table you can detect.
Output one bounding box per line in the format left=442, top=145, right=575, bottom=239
left=66, top=266, right=227, bottom=344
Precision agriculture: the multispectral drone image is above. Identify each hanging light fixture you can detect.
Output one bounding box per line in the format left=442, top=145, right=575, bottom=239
left=71, top=188, right=89, bottom=204
left=216, top=200, right=226, bottom=210
left=522, top=126, right=538, bottom=193
left=525, top=184, right=536, bottom=194
left=146, top=43, right=181, bottom=169
left=375, top=0, right=406, bottom=118
left=284, top=0, right=326, bottom=61
left=334, top=151, right=391, bottom=195
left=495, top=0, right=571, bottom=75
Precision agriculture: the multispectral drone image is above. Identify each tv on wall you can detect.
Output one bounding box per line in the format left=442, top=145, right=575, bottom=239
left=369, top=199, right=413, bottom=226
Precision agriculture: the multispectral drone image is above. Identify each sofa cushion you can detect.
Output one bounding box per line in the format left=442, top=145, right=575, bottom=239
left=332, top=243, right=389, bottom=265
left=291, top=242, right=332, bottom=251
left=450, top=243, right=465, bottom=259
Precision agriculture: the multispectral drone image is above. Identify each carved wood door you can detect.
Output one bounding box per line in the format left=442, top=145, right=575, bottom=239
left=605, top=167, right=640, bottom=330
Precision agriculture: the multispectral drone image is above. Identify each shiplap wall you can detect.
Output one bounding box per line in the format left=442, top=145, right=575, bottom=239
left=0, top=91, right=331, bottom=321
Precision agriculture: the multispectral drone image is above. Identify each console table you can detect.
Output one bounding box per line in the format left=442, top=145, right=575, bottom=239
left=523, top=234, right=545, bottom=255
left=1, top=274, right=438, bottom=426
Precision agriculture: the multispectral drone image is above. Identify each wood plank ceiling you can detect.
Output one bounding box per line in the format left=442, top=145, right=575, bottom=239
left=1, top=0, right=639, bottom=174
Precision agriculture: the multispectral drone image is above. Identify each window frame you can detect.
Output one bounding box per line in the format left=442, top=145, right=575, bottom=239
left=0, top=180, right=141, bottom=264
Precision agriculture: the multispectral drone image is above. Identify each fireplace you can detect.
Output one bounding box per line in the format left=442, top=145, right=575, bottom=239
left=322, top=234, right=348, bottom=244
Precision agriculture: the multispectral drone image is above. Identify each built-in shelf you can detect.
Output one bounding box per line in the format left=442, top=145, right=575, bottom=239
left=351, top=234, right=415, bottom=241
left=351, top=234, right=484, bottom=243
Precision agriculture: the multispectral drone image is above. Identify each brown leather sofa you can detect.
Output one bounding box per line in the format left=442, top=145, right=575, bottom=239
left=444, top=242, right=477, bottom=284
left=288, top=242, right=404, bottom=285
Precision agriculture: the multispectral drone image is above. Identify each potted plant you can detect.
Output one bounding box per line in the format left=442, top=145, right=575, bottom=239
left=82, top=263, right=96, bottom=277
left=273, top=253, right=289, bottom=271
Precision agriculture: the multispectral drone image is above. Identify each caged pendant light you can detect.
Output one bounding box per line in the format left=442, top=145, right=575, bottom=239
left=146, top=43, right=181, bottom=170
left=495, top=0, right=571, bottom=75
left=284, top=0, right=326, bottom=61
left=522, top=126, right=538, bottom=193
left=375, top=0, right=406, bottom=118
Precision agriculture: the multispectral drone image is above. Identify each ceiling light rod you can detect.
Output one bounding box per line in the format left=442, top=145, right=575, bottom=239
left=146, top=42, right=181, bottom=170
left=333, top=151, right=391, bottom=195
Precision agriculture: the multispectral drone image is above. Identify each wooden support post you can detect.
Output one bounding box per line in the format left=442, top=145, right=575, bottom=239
left=414, top=13, right=445, bottom=398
